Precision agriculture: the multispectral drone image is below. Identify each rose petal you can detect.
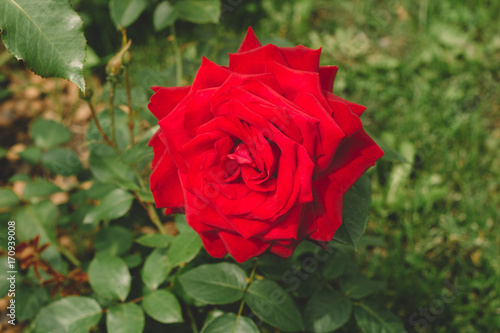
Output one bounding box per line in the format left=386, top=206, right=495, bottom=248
left=237, top=27, right=262, bottom=53
left=218, top=231, right=270, bottom=263
left=309, top=175, right=343, bottom=241
left=279, top=45, right=321, bottom=72
left=229, top=44, right=287, bottom=74
left=319, top=65, right=339, bottom=92
left=199, top=231, right=227, bottom=258
left=149, top=86, right=191, bottom=120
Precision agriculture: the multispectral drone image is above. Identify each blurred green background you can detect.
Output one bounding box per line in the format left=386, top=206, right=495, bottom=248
left=2, top=0, right=499, bottom=332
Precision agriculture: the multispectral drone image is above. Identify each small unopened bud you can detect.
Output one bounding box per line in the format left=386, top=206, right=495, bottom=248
left=123, top=51, right=132, bottom=65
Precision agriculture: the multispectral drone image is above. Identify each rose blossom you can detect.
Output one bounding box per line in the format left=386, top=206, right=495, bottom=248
left=148, top=27, right=383, bottom=262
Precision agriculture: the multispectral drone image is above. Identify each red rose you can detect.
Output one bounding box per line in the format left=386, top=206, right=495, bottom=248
left=148, top=27, right=383, bottom=263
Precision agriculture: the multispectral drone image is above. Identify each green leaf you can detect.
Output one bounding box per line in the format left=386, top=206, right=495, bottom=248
left=304, top=289, right=352, bottom=332
left=13, top=201, right=62, bottom=270
left=153, top=1, right=178, bottom=31
left=0, top=256, right=14, bottom=297
left=245, top=279, right=304, bottom=332
left=94, top=226, right=133, bottom=256
left=83, top=188, right=134, bottom=226
left=142, top=289, right=183, bottom=324
left=30, top=118, right=72, bottom=149
left=121, top=142, right=153, bottom=166
left=17, top=285, right=50, bottom=322
left=174, top=0, right=221, bottom=24
left=0, top=0, right=86, bottom=91
left=333, top=174, right=371, bottom=248
left=135, top=234, right=173, bottom=248
left=340, top=276, right=385, bottom=300
left=141, top=247, right=171, bottom=291
left=88, top=146, right=139, bottom=190
left=88, top=255, right=131, bottom=301
left=85, top=182, right=118, bottom=200
left=124, top=253, right=142, bottom=268
left=41, top=148, right=82, bottom=176
left=32, top=296, right=101, bottom=333
left=179, top=263, right=247, bottom=305
left=18, top=146, right=42, bottom=164
left=0, top=188, right=19, bottom=208
left=109, top=0, right=148, bottom=29
left=107, top=303, right=145, bottom=333
left=0, top=146, right=7, bottom=158
left=23, top=178, right=62, bottom=200
left=201, top=313, right=259, bottom=333
left=320, top=248, right=349, bottom=280
left=9, top=173, right=30, bottom=182
left=167, top=229, right=202, bottom=267
left=354, top=300, right=405, bottom=333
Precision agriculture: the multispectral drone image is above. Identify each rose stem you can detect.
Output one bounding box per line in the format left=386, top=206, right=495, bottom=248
left=234, top=261, right=259, bottom=330
left=121, top=27, right=135, bottom=146
left=170, top=23, right=183, bottom=85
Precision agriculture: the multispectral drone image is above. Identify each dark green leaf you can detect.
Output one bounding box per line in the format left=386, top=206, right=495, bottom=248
left=179, top=263, right=247, bottom=305
left=109, top=0, right=148, bottom=29
left=142, top=289, right=183, bottom=324
left=107, top=303, right=145, bottom=333
left=23, top=178, right=62, bottom=200
left=121, top=142, right=153, bottom=165
left=304, top=289, right=352, bottom=332
left=85, top=182, right=118, bottom=200
left=94, top=226, right=133, bottom=256
left=88, top=255, right=131, bottom=301
left=153, top=1, right=178, bottom=31
left=88, top=146, right=139, bottom=190
left=0, top=0, right=86, bottom=91
left=135, top=234, right=173, bottom=248
left=320, top=248, right=349, bottom=280
left=201, top=313, right=259, bottom=333
left=17, top=285, right=50, bottom=322
left=9, top=173, right=30, bottom=182
left=83, top=189, right=134, bottom=226
left=174, top=0, right=221, bottom=24
left=32, top=296, right=101, bottom=333
left=0, top=188, right=19, bottom=208
left=245, top=279, right=304, bottom=332
left=30, top=118, right=72, bottom=149
left=141, top=247, right=171, bottom=290
left=135, top=189, right=154, bottom=202
left=167, top=229, right=202, bottom=267
left=18, top=146, right=42, bottom=164
left=0, top=257, right=14, bottom=297
left=340, top=276, right=386, bottom=300
left=41, top=148, right=82, bottom=176
left=333, top=174, right=371, bottom=248
left=0, top=147, right=6, bottom=158
left=354, top=300, right=405, bottom=333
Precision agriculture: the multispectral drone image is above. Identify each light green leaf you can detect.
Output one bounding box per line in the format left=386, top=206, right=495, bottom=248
left=94, top=226, right=133, bottom=256
left=23, top=178, right=62, bottom=200
left=86, top=109, right=135, bottom=152
left=124, top=253, right=142, bottom=268
left=83, top=188, right=134, bottom=226
left=333, top=174, right=371, bottom=248
left=0, top=257, right=14, bottom=297
left=141, top=247, right=171, bottom=291
left=174, top=0, right=221, bottom=24
left=107, top=303, right=145, bottom=333
left=135, top=234, right=173, bottom=248
left=32, top=296, right=101, bottom=333
left=142, top=289, right=183, bottom=324
left=88, top=255, right=131, bottom=301
left=121, top=142, right=153, bottom=166
left=109, top=0, right=148, bottom=29
left=0, top=0, right=86, bottom=91
left=18, top=146, right=42, bottom=164
left=13, top=201, right=62, bottom=269
left=41, top=148, right=82, bottom=176
left=88, top=146, right=139, bottom=190
left=153, top=1, right=177, bottom=31
left=354, top=300, right=405, bottom=333
left=167, top=229, right=202, bottom=267
left=179, top=263, right=247, bottom=305
left=0, top=147, right=6, bottom=158
left=30, top=118, right=71, bottom=149
left=0, top=188, right=19, bottom=208
left=245, top=279, right=304, bottom=332
left=304, top=289, right=352, bottom=332
left=320, top=248, right=349, bottom=280
left=201, top=313, right=259, bottom=333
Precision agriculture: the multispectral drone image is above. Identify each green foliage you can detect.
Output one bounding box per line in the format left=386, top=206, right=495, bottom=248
left=201, top=313, right=260, bottom=333
left=0, top=188, right=19, bottom=208
left=0, top=0, right=86, bottom=91
left=31, top=297, right=102, bottom=333
left=142, top=289, right=183, bottom=324
left=30, top=119, right=72, bottom=150
left=106, top=303, right=145, bottom=333
left=109, top=0, right=148, bottom=29
left=304, top=289, right=352, bottom=332
left=88, top=255, right=131, bottom=301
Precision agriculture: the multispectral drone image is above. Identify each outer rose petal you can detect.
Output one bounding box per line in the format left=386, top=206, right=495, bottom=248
left=199, top=231, right=227, bottom=258
left=278, top=45, right=321, bottom=72
left=218, top=231, right=270, bottom=263
left=149, top=86, right=191, bottom=120
left=149, top=144, right=184, bottom=208
left=319, top=66, right=339, bottom=92
left=237, top=27, right=262, bottom=53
